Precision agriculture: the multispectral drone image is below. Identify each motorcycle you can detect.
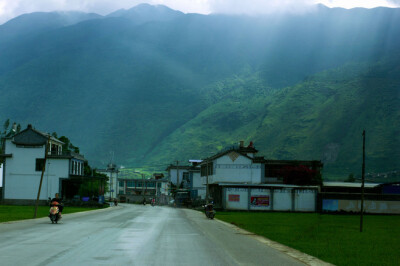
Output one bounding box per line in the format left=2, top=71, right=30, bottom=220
left=204, top=203, right=215, bottom=219
left=49, top=205, right=61, bottom=224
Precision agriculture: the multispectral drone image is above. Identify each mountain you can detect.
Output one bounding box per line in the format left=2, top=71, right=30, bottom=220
left=0, top=11, right=102, bottom=43
left=146, top=58, right=399, bottom=178
left=107, top=3, right=184, bottom=23
left=0, top=4, right=399, bottom=179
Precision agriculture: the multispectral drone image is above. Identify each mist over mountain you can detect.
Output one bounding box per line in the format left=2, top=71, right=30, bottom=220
left=0, top=4, right=399, bottom=179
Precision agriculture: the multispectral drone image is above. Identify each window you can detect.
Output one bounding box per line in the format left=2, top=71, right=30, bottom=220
left=36, top=159, right=45, bottom=171
left=201, top=162, right=214, bottom=176
left=265, top=164, right=285, bottom=177
left=183, top=172, right=190, bottom=183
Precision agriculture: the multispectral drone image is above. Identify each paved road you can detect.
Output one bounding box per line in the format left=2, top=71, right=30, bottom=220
left=0, top=204, right=305, bottom=266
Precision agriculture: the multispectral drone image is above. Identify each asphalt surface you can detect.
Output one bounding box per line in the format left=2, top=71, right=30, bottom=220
left=0, top=204, right=306, bottom=266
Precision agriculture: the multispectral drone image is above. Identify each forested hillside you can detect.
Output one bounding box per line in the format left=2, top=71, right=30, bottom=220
left=148, top=58, right=399, bottom=178
left=0, top=4, right=399, bottom=179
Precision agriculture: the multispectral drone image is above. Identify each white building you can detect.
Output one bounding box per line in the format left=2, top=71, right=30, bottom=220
left=1, top=125, right=86, bottom=205
left=200, top=142, right=265, bottom=186
left=188, top=160, right=206, bottom=200
left=166, top=162, right=207, bottom=200
left=165, top=165, right=190, bottom=187
left=97, top=164, right=119, bottom=200
left=199, top=141, right=323, bottom=209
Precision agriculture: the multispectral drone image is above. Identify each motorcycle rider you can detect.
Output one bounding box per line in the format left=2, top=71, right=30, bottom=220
left=50, top=193, right=63, bottom=218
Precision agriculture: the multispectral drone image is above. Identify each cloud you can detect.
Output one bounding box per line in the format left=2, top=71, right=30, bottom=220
left=317, top=0, right=400, bottom=8
left=208, top=0, right=316, bottom=15
left=0, top=0, right=399, bottom=25
left=153, top=0, right=211, bottom=14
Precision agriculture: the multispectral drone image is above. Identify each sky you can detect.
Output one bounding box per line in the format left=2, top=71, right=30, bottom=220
left=0, top=0, right=399, bottom=24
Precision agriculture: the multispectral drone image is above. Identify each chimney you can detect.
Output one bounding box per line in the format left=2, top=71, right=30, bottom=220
left=239, top=140, right=244, bottom=148
left=27, top=124, right=32, bottom=129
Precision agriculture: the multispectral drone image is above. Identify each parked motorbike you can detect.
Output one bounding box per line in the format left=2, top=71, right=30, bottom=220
left=204, top=203, right=215, bottom=219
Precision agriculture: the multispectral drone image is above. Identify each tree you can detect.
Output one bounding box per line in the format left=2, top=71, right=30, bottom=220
left=1, top=119, right=21, bottom=160
left=345, top=173, right=355, bottom=182
left=282, top=165, right=321, bottom=185
left=58, top=136, right=80, bottom=154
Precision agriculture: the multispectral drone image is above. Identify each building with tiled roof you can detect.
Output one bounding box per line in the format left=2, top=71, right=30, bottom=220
left=1, top=124, right=89, bottom=205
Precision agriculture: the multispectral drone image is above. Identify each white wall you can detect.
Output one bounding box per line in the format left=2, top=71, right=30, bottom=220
left=159, top=181, right=170, bottom=196
left=225, top=187, right=248, bottom=210
left=294, top=189, right=316, bottom=211
left=168, top=169, right=189, bottom=186
left=4, top=140, right=69, bottom=200
left=0, top=163, right=3, bottom=187
left=273, top=188, right=292, bottom=211
left=209, top=154, right=263, bottom=184
left=192, top=171, right=206, bottom=199
left=222, top=186, right=317, bottom=212
left=103, top=172, right=119, bottom=199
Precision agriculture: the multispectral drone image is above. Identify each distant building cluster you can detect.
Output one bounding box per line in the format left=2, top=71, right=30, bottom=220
left=1, top=127, right=399, bottom=214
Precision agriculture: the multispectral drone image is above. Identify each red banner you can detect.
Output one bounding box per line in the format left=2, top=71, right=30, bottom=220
left=251, top=196, right=270, bottom=206
left=228, top=194, right=240, bottom=202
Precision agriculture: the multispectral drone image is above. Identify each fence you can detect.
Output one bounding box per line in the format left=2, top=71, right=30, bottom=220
left=319, top=193, right=400, bottom=214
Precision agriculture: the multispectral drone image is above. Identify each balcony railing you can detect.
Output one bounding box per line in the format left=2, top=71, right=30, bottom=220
left=48, top=150, right=84, bottom=159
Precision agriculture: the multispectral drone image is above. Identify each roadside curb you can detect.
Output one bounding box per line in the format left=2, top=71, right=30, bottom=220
left=215, top=218, right=334, bottom=266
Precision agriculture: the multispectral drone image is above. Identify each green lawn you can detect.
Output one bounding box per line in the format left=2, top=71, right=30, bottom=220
left=217, top=212, right=400, bottom=266
left=0, top=205, right=104, bottom=223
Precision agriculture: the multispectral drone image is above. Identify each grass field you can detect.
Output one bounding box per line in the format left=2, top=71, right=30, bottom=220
left=0, top=205, right=105, bottom=223
left=217, top=212, right=400, bottom=266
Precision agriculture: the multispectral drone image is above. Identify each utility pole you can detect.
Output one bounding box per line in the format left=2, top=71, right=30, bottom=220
left=176, top=161, right=179, bottom=191
left=360, top=130, right=366, bottom=232
left=206, top=161, right=209, bottom=204
left=34, top=136, right=50, bottom=218
left=142, top=173, right=145, bottom=201
left=109, top=170, right=112, bottom=202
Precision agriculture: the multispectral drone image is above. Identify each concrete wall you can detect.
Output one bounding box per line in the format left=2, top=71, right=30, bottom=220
left=224, top=187, right=249, bottom=210
left=0, top=163, right=3, bottom=187
left=168, top=169, right=189, bottom=186
left=322, top=199, right=400, bottom=214
left=223, top=186, right=317, bottom=212
left=191, top=171, right=206, bottom=199
left=295, top=189, right=317, bottom=211
left=209, top=154, right=263, bottom=184
left=4, top=140, right=69, bottom=200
